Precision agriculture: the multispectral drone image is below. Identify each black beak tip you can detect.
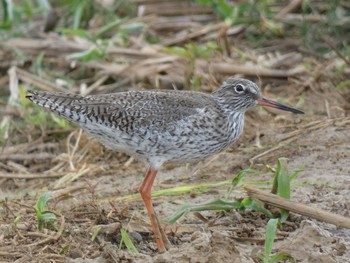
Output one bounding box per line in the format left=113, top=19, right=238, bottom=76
left=294, top=109, right=305, bottom=114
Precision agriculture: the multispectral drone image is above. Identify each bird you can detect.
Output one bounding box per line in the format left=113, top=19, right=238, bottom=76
left=26, top=77, right=304, bottom=252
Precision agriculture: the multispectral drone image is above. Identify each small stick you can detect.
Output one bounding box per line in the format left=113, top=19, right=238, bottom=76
left=322, top=36, right=350, bottom=66
left=27, top=216, right=65, bottom=247
left=15, top=67, right=67, bottom=92
left=163, top=22, right=225, bottom=46
left=199, top=61, right=304, bottom=78
left=244, top=186, right=350, bottom=228
left=0, top=152, right=56, bottom=161
left=275, top=0, right=302, bottom=19
left=0, top=172, right=64, bottom=179
left=51, top=183, right=87, bottom=200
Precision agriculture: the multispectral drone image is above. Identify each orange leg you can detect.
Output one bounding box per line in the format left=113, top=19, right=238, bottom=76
left=139, top=167, right=170, bottom=252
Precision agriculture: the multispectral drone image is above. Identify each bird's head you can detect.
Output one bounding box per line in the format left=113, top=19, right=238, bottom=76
left=213, top=78, right=304, bottom=114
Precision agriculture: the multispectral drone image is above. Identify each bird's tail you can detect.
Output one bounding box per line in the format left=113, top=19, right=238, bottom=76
left=26, top=90, right=83, bottom=120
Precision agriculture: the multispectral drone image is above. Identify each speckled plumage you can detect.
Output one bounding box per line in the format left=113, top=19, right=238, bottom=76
left=26, top=78, right=260, bottom=168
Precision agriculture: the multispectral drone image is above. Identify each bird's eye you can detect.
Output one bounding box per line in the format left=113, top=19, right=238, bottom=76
left=235, top=84, right=245, bottom=93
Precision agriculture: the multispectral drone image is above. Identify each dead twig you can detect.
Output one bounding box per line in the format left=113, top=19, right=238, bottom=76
left=15, top=67, right=67, bottom=92
left=277, top=14, right=327, bottom=23
left=0, top=251, right=22, bottom=258
left=198, top=60, right=305, bottom=78
left=0, top=172, right=64, bottom=179
left=163, top=22, right=226, bottom=46
left=51, top=183, right=87, bottom=199
left=275, top=0, right=302, bottom=19
left=0, top=152, right=56, bottom=161
left=245, top=187, right=350, bottom=228
left=322, top=36, right=350, bottom=66
left=26, top=215, right=65, bottom=247
left=1, top=67, right=19, bottom=141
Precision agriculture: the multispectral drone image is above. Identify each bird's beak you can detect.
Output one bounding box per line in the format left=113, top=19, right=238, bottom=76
left=257, top=97, right=304, bottom=114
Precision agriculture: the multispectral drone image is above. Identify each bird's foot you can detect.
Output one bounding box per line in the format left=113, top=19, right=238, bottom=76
left=159, top=224, right=171, bottom=250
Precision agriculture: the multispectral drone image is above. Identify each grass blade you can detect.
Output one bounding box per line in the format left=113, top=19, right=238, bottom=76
left=277, top=158, right=290, bottom=200
left=114, top=180, right=231, bottom=202
left=264, top=218, right=279, bottom=263
left=168, top=198, right=241, bottom=224
left=73, top=1, right=86, bottom=29
left=1, top=0, right=14, bottom=29
left=35, top=192, right=51, bottom=212
left=91, top=225, right=102, bottom=241
left=276, top=158, right=290, bottom=222
left=289, top=165, right=304, bottom=182
left=241, top=197, right=274, bottom=218
left=225, top=168, right=257, bottom=200
left=42, top=211, right=57, bottom=221
left=269, top=252, right=296, bottom=263
left=94, top=18, right=125, bottom=39
left=120, top=229, right=139, bottom=254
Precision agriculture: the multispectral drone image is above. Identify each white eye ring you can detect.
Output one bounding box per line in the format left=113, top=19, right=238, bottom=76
left=234, top=84, right=245, bottom=93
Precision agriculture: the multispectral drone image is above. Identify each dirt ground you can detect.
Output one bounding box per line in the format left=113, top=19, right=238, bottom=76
left=1, top=1, right=350, bottom=263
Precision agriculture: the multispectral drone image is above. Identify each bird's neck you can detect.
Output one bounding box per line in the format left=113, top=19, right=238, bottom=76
left=214, top=97, right=245, bottom=144
left=226, top=110, right=245, bottom=145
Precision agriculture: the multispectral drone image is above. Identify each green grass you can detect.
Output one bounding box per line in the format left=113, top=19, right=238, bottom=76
left=119, top=229, right=139, bottom=254
left=258, top=218, right=295, bottom=263
left=167, top=158, right=303, bottom=224
left=34, top=192, right=57, bottom=231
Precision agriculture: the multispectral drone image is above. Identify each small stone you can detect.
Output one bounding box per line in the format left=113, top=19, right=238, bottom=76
left=68, top=248, right=83, bottom=259
left=130, top=231, right=143, bottom=243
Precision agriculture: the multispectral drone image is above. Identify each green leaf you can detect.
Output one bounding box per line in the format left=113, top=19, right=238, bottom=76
left=271, top=161, right=280, bottom=195
left=35, top=192, right=51, bottom=213
left=94, top=18, right=125, bottom=39
left=241, top=198, right=274, bottom=218
left=119, top=22, right=146, bottom=35
left=120, top=229, right=139, bottom=254
left=192, top=75, right=201, bottom=90
left=269, top=252, right=296, bottom=263
left=13, top=216, right=21, bottom=226
left=22, top=0, right=34, bottom=17
left=168, top=198, right=241, bottom=224
left=66, top=47, right=105, bottom=62
left=42, top=212, right=57, bottom=221
left=73, top=1, right=86, bottom=29
left=164, top=46, right=190, bottom=58
left=225, top=168, right=257, bottom=200
left=0, top=0, right=13, bottom=29
left=277, top=158, right=290, bottom=199
left=91, top=225, right=102, bottom=241
left=264, top=218, right=279, bottom=263
left=216, top=0, right=234, bottom=19
left=57, top=28, right=93, bottom=40
left=196, top=0, right=212, bottom=4
left=60, top=244, right=70, bottom=255
left=289, top=165, right=304, bottom=182
left=276, top=158, right=290, bottom=222
left=50, top=113, right=68, bottom=129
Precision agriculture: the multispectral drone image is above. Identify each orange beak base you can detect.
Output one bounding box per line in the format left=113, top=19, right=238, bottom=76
left=257, top=98, right=304, bottom=114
